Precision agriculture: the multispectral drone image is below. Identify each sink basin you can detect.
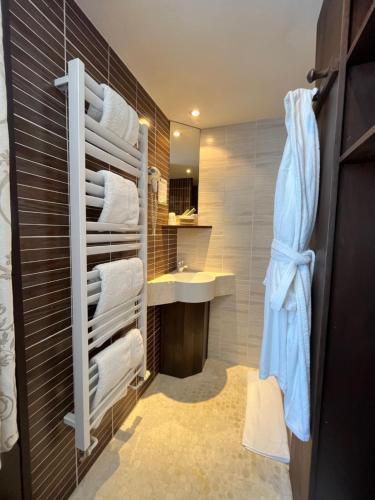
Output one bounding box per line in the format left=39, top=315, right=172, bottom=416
left=147, top=271, right=235, bottom=306
left=172, top=272, right=216, bottom=302
left=173, top=272, right=215, bottom=283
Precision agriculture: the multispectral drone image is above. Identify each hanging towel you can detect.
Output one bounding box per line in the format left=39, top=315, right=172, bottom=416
left=88, top=83, right=129, bottom=139
left=158, top=178, right=168, bottom=205
left=259, top=88, right=320, bottom=442
left=242, top=370, right=290, bottom=463
left=98, top=170, right=139, bottom=225
left=92, top=258, right=144, bottom=347
left=90, top=329, right=144, bottom=427
left=0, top=0, right=18, bottom=466
left=127, top=328, right=144, bottom=370
left=124, top=105, right=139, bottom=146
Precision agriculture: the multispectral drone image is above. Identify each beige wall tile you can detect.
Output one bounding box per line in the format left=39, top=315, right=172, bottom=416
left=224, top=188, right=254, bottom=224
left=256, top=118, right=286, bottom=156
left=177, top=117, right=285, bottom=367
left=248, top=338, right=262, bottom=367
left=223, top=249, right=252, bottom=280
left=252, top=215, right=273, bottom=255
left=250, top=279, right=265, bottom=305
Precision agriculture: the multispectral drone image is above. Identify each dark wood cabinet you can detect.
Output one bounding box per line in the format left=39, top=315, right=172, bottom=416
left=160, top=302, right=210, bottom=378
left=290, top=1, right=375, bottom=499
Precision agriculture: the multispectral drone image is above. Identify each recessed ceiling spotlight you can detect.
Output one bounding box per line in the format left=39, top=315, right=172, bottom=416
left=191, top=109, right=200, bottom=117
left=173, top=130, right=181, bottom=137
left=186, top=168, right=191, bottom=174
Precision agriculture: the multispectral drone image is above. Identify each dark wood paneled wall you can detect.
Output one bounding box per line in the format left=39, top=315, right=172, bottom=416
left=169, top=178, right=193, bottom=214
left=290, top=0, right=348, bottom=497
left=2, top=1, right=176, bottom=498
left=291, top=0, right=375, bottom=499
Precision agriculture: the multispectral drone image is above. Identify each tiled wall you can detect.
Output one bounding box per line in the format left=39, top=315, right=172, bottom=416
left=5, top=0, right=175, bottom=498
left=177, top=119, right=285, bottom=367
left=169, top=177, right=193, bottom=214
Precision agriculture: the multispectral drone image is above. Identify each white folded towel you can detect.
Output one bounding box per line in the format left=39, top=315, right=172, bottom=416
left=127, top=328, right=144, bottom=370
left=124, top=105, right=139, bottom=146
left=90, top=328, right=144, bottom=427
left=87, top=83, right=140, bottom=146
left=98, top=170, right=139, bottom=225
left=158, top=178, right=168, bottom=205
left=92, top=258, right=144, bottom=347
left=88, top=83, right=129, bottom=139
left=242, top=370, right=290, bottom=464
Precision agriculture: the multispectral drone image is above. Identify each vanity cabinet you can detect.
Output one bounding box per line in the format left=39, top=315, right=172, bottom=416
left=160, top=302, right=210, bottom=378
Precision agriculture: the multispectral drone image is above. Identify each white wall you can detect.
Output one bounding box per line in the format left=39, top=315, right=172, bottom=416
left=177, top=118, right=286, bottom=366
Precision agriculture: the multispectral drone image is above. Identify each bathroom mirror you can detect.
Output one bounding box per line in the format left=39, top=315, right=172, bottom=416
left=169, top=122, right=200, bottom=214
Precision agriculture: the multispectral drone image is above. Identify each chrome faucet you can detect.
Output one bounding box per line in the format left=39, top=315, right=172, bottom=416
left=177, top=260, right=188, bottom=273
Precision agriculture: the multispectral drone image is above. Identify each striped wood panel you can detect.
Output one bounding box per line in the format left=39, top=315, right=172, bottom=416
left=169, top=177, right=193, bottom=214
left=6, top=0, right=176, bottom=498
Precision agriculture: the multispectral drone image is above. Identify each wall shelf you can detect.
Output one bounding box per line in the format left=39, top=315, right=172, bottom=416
left=340, top=124, right=375, bottom=163
left=162, top=225, right=212, bottom=229
left=342, top=61, right=375, bottom=152
left=347, top=2, right=375, bottom=65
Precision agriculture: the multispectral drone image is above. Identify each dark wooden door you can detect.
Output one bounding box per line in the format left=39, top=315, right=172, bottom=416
left=313, top=0, right=375, bottom=496
left=291, top=1, right=375, bottom=499
left=289, top=0, right=349, bottom=498
left=314, top=162, right=375, bottom=500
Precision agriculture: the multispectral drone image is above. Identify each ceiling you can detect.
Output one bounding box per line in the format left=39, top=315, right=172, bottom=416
left=76, top=0, right=323, bottom=129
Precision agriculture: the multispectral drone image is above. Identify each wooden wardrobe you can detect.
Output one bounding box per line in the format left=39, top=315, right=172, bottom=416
left=289, top=1, right=375, bottom=499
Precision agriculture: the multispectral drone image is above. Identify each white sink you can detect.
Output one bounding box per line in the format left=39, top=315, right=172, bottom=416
left=147, top=271, right=234, bottom=305
left=173, top=272, right=215, bottom=283
left=173, top=272, right=216, bottom=302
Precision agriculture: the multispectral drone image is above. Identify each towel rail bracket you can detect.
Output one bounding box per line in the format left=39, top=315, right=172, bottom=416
left=64, top=412, right=100, bottom=458
left=129, top=369, right=151, bottom=390
left=54, top=75, right=68, bottom=90
left=79, top=437, right=99, bottom=460
left=63, top=412, right=75, bottom=429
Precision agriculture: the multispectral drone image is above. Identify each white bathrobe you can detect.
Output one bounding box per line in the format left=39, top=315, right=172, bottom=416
left=259, top=88, right=320, bottom=442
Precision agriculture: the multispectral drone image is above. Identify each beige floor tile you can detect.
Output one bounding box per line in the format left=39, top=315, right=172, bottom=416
left=71, top=360, right=292, bottom=500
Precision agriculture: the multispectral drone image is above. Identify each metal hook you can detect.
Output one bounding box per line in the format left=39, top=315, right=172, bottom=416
left=306, top=67, right=329, bottom=83
left=307, top=59, right=339, bottom=114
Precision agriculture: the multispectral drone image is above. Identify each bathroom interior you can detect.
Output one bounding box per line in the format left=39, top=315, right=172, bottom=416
left=0, top=0, right=374, bottom=499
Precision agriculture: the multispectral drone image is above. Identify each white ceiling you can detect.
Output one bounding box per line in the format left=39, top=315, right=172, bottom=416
left=76, top=0, right=323, bottom=128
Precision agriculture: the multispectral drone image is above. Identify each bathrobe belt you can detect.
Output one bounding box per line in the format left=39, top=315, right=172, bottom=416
left=269, top=239, right=315, bottom=312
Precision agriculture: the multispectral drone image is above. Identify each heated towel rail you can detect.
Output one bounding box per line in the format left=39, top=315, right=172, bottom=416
left=55, top=58, right=148, bottom=455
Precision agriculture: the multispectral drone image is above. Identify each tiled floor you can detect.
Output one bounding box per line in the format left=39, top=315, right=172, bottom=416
left=70, top=360, right=292, bottom=499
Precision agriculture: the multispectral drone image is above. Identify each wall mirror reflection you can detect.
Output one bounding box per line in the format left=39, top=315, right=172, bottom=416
left=169, top=122, right=200, bottom=215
